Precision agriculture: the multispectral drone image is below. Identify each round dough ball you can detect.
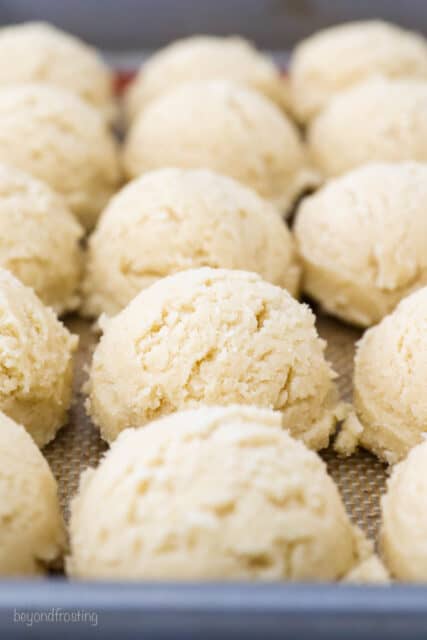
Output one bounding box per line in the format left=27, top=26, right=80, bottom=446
left=68, top=405, right=365, bottom=580
left=295, top=163, right=427, bottom=327
left=82, top=168, right=301, bottom=317
left=290, top=20, right=427, bottom=123
left=0, top=411, right=65, bottom=575
left=381, top=440, right=427, bottom=581
left=0, top=269, right=78, bottom=447
left=125, top=35, right=289, bottom=121
left=308, top=78, right=427, bottom=178
left=87, top=267, right=341, bottom=448
left=0, top=83, right=121, bottom=230
left=123, top=80, right=318, bottom=215
left=345, top=287, right=427, bottom=463
left=0, top=22, right=115, bottom=121
left=0, top=163, right=83, bottom=314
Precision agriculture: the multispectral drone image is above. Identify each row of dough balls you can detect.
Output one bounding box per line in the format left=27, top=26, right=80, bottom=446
left=4, top=156, right=427, bottom=332
left=1, top=264, right=426, bottom=582
left=0, top=402, right=386, bottom=581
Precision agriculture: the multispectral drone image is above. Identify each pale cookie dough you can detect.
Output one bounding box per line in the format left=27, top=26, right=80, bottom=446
left=0, top=163, right=83, bottom=314
left=0, top=269, right=78, bottom=447
left=0, top=84, right=121, bottom=230
left=68, top=405, right=369, bottom=580
left=125, top=35, right=289, bottom=121
left=0, top=411, right=65, bottom=575
left=87, top=267, right=342, bottom=447
left=338, top=287, right=427, bottom=463
left=295, top=163, right=427, bottom=327
left=0, top=22, right=115, bottom=122
left=290, top=20, right=427, bottom=123
left=82, top=168, right=301, bottom=318
left=381, top=440, right=427, bottom=581
left=308, top=78, right=427, bottom=178
left=123, top=80, right=318, bottom=216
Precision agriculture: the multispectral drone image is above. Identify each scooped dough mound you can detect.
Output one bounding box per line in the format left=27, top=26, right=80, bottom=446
left=295, top=163, right=427, bottom=327
left=87, top=267, right=341, bottom=447
left=0, top=83, right=121, bottom=229
left=308, top=78, right=427, bottom=178
left=0, top=411, right=65, bottom=575
left=125, top=35, right=289, bottom=120
left=0, top=163, right=83, bottom=314
left=123, top=80, right=318, bottom=215
left=344, top=287, right=427, bottom=464
left=0, top=269, right=78, bottom=447
left=82, top=168, right=301, bottom=317
left=290, top=20, right=427, bottom=123
left=68, top=405, right=366, bottom=580
left=0, top=22, right=115, bottom=121
left=381, top=440, right=427, bottom=581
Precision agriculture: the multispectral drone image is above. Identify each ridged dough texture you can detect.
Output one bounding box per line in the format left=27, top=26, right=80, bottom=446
left=295, top=163, right=427, bottom=327
left=68, top=405, right=367, bottom=580
left=125, top=35, right=289, bottom=121
left=0, top=84, right=121, bottom=230
left=344, top=287, right=427, bottom=464
left=381, top=440, right=427, bottom=581
left=87, top=268, right=341, bottom=448
left=308, top=78, right=427, bottom=178
left=0, top=269, right=78, bottom=447
left=123, top=80, right=318, bottom=216
left=0, top=411, right=65, bottom=575
left=0, top=22, right=115, bottom=121
left=290, top=20, right=427, bottom=123
left=82, top=168, right=301, bottom=318
left=0, top=163, right=83, bottom=314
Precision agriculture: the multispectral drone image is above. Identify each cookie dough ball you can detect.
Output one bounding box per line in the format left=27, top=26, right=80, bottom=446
left=290, top=21, right=427, bottom=123
left=123, top=81, right=318, bottom=215
left=295, top=163, right=427, bottom=327
left=0, top=411, right=65, bottom=575
left=342, top=287, right=427, bottom=464
left=0, top=163, right=83, bottom=314
left=87, top=268, right=341, bottom=448
left=0, top=269, right=78, bottom=447
left=381, top=440, right=427, bottom=581
left=0, top=22, right=115, bottom=121
left=308, top=78, right=427, bottom=178
left=0, top=84, right=120, bottom=229
left=82, top=168, right=301, bottom=317
left=125, top=36, right=288, bottom=121
left=68, top=405, right=368, bottom=580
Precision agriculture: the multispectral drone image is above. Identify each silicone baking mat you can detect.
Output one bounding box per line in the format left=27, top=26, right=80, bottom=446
left=44, top=312, right=388, bottom=545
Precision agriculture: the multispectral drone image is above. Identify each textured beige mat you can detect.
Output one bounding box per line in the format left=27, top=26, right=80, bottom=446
left=44, top=312, right=387, bottom=544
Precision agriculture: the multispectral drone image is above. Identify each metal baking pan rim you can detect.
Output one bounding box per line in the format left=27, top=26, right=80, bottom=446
left=1, top=581, right=427, bottom=639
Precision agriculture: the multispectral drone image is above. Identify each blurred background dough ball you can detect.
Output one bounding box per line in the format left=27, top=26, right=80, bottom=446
left=0, top=411, right=65, bottom=576
left=0, top=163, right=83, bottom=315
left=125, top=35, right=289, bottom=121
left=308, top=78, right=427, bottom=178
left=343, top=288, right=427, bottom=464
left=123, top=81, right=318, bottom=216
left=87, top=268, right=341, bottom=448
left=82, top=168, right=301, bottom=318
left=290, top=20, right=427, bottom=124
left=295, top=163, right=427, bottom=327
left=0, top=84, right=121, bottom=230
left=0, top=22, right=115, bottom=122
left=381, top=440, right=427, bottom=581
left=68, top=405, right=368, bottom=580
left=0, top=269, right=78, bottom=447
